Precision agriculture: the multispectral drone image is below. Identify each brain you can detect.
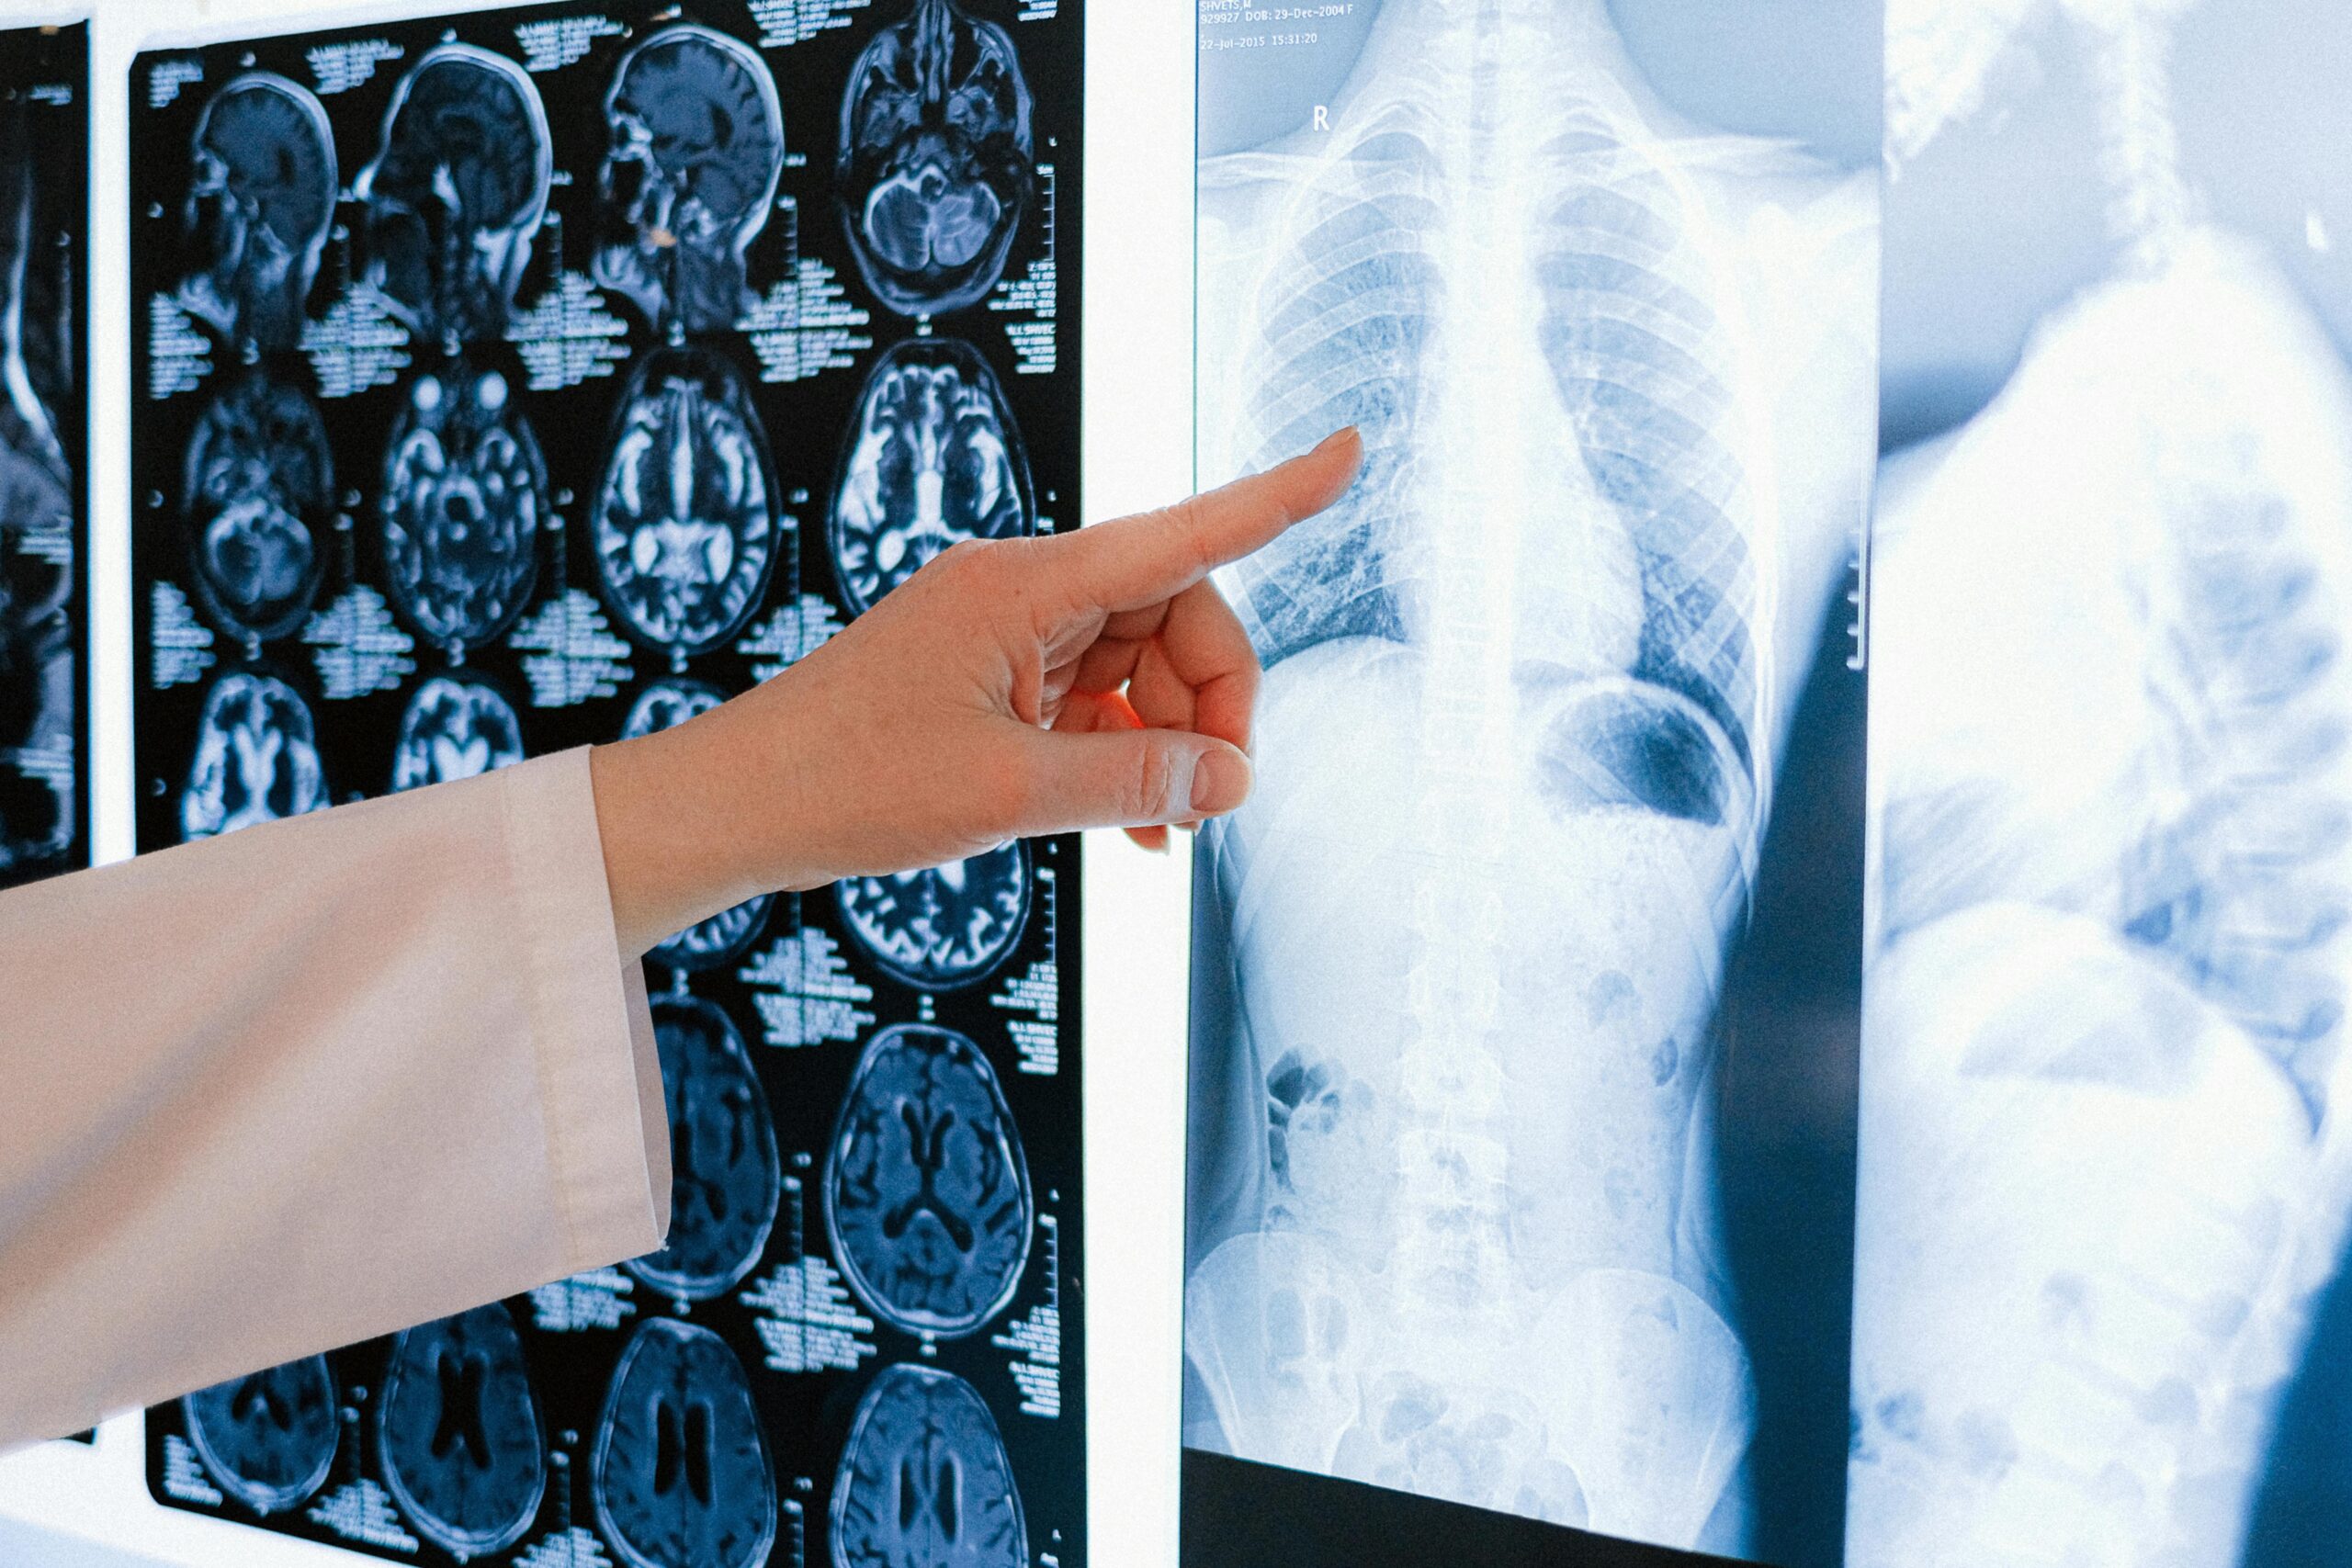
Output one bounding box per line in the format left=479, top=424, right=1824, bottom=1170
left=626, top=996, right=781, bottom=1301
left=181, top=671, right=329, bottom=840
left=594, top=347, right=777, bottom=655
left=826, top=1024, right=1032, bottom=1337
left=358, top=45, right=549, bottom=342
left=831, top=339, right=1031, bottom=614
left=0, top=423, right=72, bottom=874
left=837, top=0, right=1034, bottom=316
left=621, top=682, right=774, bottom=968
left=181, top=1356, right=340, bottom=1516
left=837, top=840, right=1028, bottom=990
left=181, top=74, right=335, bottom=350
left=595, top=26, right=784, bottom=334
left=382, top=365, right=545, bottom=649
left=593, top=1318, right=775, bottom=1568
left=182, top=372, right=334, bottom=642
left=830, top=1365, right=1027, bottom=1568
left=390, top=675, right=525, bottom=792
left=378, top=1303, right=545, bottom=1558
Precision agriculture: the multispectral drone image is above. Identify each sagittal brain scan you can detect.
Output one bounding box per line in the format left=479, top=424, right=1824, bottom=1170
left=382, top=364, right=546, bottom=649
left=181, top=671, right=329, bottom=840
left=390, top=674, right=525, bottom=791
left=626, top=996, right=782, bottom=1301
left=826, top=1023, right=1032, bottom=1337
left=836, top=0, right=1033, bottom=317
left=182, top=372, right=334, bottom=644
left=592, top=346, right=777, bottom=656
left=178, top=73, right=335, bottom=351
left=830, top=1364, right=1028, bottom=1568
left=830, top=338, right=1030, bottom=614
left=592, top=1318, right=776, bottom=1568
left=619, top=682, right=773, bottom=967
left=594, top=26, right=783, bottom=336
left=836, top=840, right=1028, bottom=990
left=356, top=44, right=549, bottom=344
left=182, top=1356, right=341, bottom=1516
left=0, top=374, right=72, bottom=876
left=378, top=1303, right=546, bottom=1559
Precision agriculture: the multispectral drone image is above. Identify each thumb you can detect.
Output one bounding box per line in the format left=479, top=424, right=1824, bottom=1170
left=1011, top=727, right=1255, bottom=835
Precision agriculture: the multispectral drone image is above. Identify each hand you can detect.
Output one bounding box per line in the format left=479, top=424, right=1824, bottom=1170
left=591, top=428, right=1363, bottom=956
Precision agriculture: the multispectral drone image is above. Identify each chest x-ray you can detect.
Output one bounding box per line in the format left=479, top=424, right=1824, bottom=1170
left=1184, top=0, right=1876, bottom=1554
left=1850, top=2, right=2352, bottom=1563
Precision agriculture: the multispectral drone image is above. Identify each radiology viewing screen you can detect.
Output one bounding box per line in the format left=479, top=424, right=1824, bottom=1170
left=128, top=6, right=1085, bottom=1567
left=0, top=24, right=86, bottom=892
left=1182, top=1, right=1877, bottom=1563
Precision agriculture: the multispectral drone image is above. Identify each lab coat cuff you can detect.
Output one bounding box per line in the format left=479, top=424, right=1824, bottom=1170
left=501, top=748, right=671, bottom=1275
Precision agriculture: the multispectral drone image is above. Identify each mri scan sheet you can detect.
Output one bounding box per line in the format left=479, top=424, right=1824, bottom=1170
left=1184, top=2, right=1877, bottom=1563
left=0, top=26, right=86, bottom=892
left=130, top=6, right=1086, bottom=1565
left=1852, top=4, right=2352, bottom=1565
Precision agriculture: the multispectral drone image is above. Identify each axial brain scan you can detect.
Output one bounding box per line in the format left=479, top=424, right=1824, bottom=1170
left=378, top=1303, right=546, bottom=1559
left=181, top=1356, right=341, bottom=1517
left=625, top=996, right=781, bottom=1302
left=178, top=73, right=334, bottom=352
left=593, top=346, right=777, bottom=657
left=181, top=671, right=329, bottom=841
left=356, top=44, right=549, bottom=344
left=830, top=338, right=1030, bottom=615
left=182, top=372, right=334, bottom=644
left=594, top=26, right=783, bottom=335
left=390, top=675, right=524, bottom=792
left=830, top=1364, right=1028, bottom=1568
left=836, top=0, right=1034, bottom=317
left=826, top=1023, right=1032, bottom=1337
left=382, top=364, right=545, bottom=649
left=836, top=840, right=1028, bottom=990
left=592, top=1318, right=775, bottom=1568
left=619, top=682, right=773, bottom=967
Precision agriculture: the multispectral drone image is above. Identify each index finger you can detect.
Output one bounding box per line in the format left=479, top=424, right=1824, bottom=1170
left=1045, top=426, right=1362, bottom=613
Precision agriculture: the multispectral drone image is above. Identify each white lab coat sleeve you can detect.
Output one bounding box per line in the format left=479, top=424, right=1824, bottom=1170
left=0, top=747, right=670, bottom=1448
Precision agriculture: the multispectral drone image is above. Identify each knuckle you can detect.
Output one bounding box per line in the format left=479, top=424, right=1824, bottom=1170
left=1130, top=737, right=1178, bottom=820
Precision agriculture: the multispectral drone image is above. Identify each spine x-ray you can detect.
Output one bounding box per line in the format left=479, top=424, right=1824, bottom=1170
left=129, top=6, right=1087, bottom=1565
left=1185, top=0, right=1877, bottom=1562
left=0, top=25, right=85, bottom=892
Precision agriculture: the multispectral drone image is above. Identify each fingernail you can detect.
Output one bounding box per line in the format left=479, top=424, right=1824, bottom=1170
left=1313, top=426, right=1360, bottom=457
left=1190, top=748, right=1252, bottom=815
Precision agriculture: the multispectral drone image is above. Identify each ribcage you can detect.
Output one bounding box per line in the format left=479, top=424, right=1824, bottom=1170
left=826, top=1023, right=1032, bottom=1337
left=181, top=1356, right=340, bottom=1516
left=626, top=996, right=781, bottom=1302
left=378, top=1303, right=546, bottom=1559
left=593, top=1319, right=775, bottom=1568
left=830, top=1364, right=1027, bottom=1568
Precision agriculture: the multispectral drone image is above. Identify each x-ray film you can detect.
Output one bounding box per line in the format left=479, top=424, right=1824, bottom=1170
left=0, top=26, right=87, bottom=892
left=133, top=6, right=1084, bottom=1565
left=1185, top=2, right=1876, bottom=1563
left=1852, top=5, right=2352, bottom=1565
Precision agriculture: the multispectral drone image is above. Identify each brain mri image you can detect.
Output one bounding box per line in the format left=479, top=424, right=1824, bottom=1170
left=625, top=995, right=781, bottom=1302
left=181, top=1356, right=341, bottom=1517
left=836, top=840, right=1028, bottom=991
left=830, top=338, right=1030, bottom=615
left=378, top=1303, right=546, bottom=1559
left=1182, top=0, right=1877, bottom=1550
left=381, top=363, right=545, bottom=650
left=177, top=73, right=335, bottom=351
left=836, top=0, right=1034, bottom=318
left=591, top=1318, right=776, bottom=1568
left=830, top=1364, right=1028, bottom=1568
left=592, top=346, right=778, bottom=659
left=619, top=682, right=773, bottom=967
left=826, top=1023, right=1033, bottom=1338
left=390, top=674, right=525, bottom=791
left=354, top=44, right=549, bottom=344
left=181, top=372, right=334, bottom=645
left=594, top=26, right=784, bottom=336
left=180, top=671, right=329, bottom=840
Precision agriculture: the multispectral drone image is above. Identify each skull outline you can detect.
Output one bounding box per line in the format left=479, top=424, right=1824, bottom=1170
left=177, top=73, right=337, bottom=352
